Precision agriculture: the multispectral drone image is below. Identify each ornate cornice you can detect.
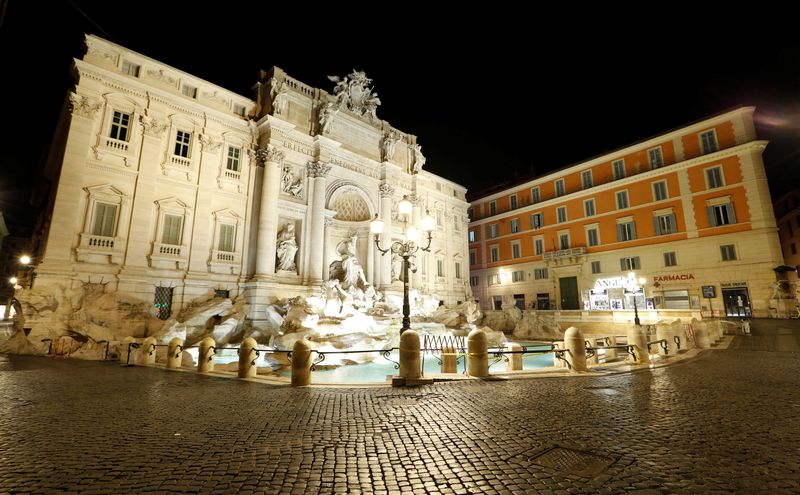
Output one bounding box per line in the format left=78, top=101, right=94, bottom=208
left=199, top=134, right=222, bottom=154
left=68, top=92, right=102, bottom=119
left=379, top=183, right=395, bottom=198
left=256, top=145, right=284, bottom=166
left=307, top=161, right=331, bottom=178
left=140, top=115, right=169, bottom=138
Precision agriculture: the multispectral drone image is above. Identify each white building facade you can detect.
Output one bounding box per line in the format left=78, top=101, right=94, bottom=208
left=22, top=35, right=469, bottom=337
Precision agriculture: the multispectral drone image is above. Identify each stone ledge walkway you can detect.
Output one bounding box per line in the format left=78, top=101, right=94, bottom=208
left=1, top=319, right=799, bottom=494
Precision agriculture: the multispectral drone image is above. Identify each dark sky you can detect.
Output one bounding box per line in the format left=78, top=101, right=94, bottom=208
left=2, top=2, right=799, bottom=235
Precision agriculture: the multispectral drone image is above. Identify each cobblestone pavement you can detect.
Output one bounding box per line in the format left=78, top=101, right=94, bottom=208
left=2, top=320, right=800, bottom=494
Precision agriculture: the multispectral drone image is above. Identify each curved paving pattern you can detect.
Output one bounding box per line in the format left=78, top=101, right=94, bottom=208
left=1, top=320, right=800, bottom=494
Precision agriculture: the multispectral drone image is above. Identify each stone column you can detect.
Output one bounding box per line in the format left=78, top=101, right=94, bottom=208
left=307, top=161, right=331, bottom=285
left=322, top=218, right=332, bottom=281
left=379, top=183, right=394, bottom=290
left=255, top=146, right=284, bottom=276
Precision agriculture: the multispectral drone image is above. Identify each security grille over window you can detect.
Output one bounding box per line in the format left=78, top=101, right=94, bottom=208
left=214, top=289, right=230, bottom=298
left=154, top=286, right=173, bottom=320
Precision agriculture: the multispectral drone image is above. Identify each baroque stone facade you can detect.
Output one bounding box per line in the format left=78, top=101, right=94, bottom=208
left=20, top=35, right=469, bottom=338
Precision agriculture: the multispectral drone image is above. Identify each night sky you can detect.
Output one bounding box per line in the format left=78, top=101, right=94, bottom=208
left=1, top=2, right=799, bottom=236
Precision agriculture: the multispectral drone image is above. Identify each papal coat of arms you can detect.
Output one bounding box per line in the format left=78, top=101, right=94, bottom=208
left=327, top=71, right=381, bottom=120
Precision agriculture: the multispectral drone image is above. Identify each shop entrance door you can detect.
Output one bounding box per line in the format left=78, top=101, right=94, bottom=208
left=722, top=287, right=751, bottom=317
left=559, top=276, right=579, bottom=310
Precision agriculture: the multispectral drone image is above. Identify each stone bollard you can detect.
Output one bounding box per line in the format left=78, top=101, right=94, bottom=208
left=553, top=341, right=567, bottom=368
left=564, top=327, right=588, bottom=371
left=626, top=325, right=651, bottom=364
left=441, top=345, right=458, bottom=374
left=467, top=328, right=489, bottom=377
left=121, top=336, right=135, bottom=365
left=198, top=337, right=216, bottom=373
left=506, top=342, right=523, bottom=371
left=291, top=339, right=312, bottom=386
left=238, top=338, right=258, bottom=378
left=166, top=338, right=183, bottom=369
left=656, top=324, right=676, bottom=356
left=399, top=330, right=421, bottom=379
left=585, top=337, right=598, bottom=366
left=694, top=322, right=711, bottom=349
left=603, top=335, right=618, bottom=361
left=140, top=337, right=157, bottom=365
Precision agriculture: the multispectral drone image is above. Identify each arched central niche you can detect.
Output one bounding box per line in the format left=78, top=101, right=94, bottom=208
left=327, top=182, right=374, bottom=221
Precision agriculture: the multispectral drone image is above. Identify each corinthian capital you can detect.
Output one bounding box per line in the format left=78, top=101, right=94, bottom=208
left=256, top=145, right=284, bottom=166
left=306, top=161, right=331, bottom=178
left=378, top=183, right=395, bottom=198
left=68, top=92, right=102, bottom=119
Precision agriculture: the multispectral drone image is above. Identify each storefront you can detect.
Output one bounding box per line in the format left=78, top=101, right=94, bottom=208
left=721, top=281, right=751, bottom=317
left=585, top=276, right=643, bottom=311
left=652, top=273, right=696, bottom=309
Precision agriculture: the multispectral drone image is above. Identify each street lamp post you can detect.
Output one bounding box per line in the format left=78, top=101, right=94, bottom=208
left=370, top=195, right=435, bottom=334
left=628, top=272, right=647, bottom=326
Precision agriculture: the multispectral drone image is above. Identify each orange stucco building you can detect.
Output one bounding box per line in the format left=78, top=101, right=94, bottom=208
left=468, top=107, right=783, bottom=318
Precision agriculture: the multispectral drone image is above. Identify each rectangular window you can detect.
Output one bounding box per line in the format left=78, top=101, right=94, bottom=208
left=455, top=262, right=462, bottom=279
left=720, top=244, right=737, bottom=261
left=534, top=268, right=548, bottom=280
left=436, top=210, right=444, bottom=226
left=654, top=213, right=677, bottom=235
left=233, top=103, right=246, bottom=117
left=488, top=224, right=499, bottom=238
left=91, top=203, right=117, bottom=237
left=648, top=147, right=664, bottom=169
left=182, top=84, right=197, bottom=98
left=489, top=201, right=497, bottom=215
left=214, top=289, right=230, bottom=298
left=226, top=146, right=241, bottom=171
left=584, top=199, right=595, bottom=217
left=512, top=270, right=524, bottom=282
left=587, top=228, right=599, bottom=247
left=174, top=130, right=191, bottom=158
left=531, top=187, right=540, bottom=204
left=488, top=274, right=499, bottom=285
left=555, top=179, right=565, bottom=197
left=469, top=251, right=476, bottom=265
left=591, top=260, right=601, bottom=274
left=616, top=190, right=629, bottom=210
left=559, top=233, right=570, bottom=250
left=708, top=203, right=736, bottom=227
left=510, top=218, right=520, bottom=233
left=490, top=246, right=499, bottom=263
left=653, top=181, right=668, bottom=201
left=700, top=130, right=718, bottom=154
left=467, top=207, right=474, bottom=220
left=161, top=214, right=183, bottom=245
left=468, top=230, right=476, bottom=243
left=437, top=259, right=444, bottom=277
left=218, top=224, right=235, bottom=252
left=470, top=275, right=479, bottom=287
left=617, top=221, right=637, bottom=242
left=612, top=159, right=626, bottom=180
left=705, top=166, right=724, bottom=189
left=581, top=170, right=593, bottom=189
left=530, top=213, right=543, bottom=229
left=110, top=111, right=131, bottom=141
left=557, top=206, right=567, bottom=223
left=122, top=60, right=140, bottom=77
left=664, top=251, right=677, bottom=267
left=620, top=256, right=641, bottom=270
left=512, top=242, right=521, bottom=259
left=510, top=195, right=518, bottom=210
left=534, top=237, right=544, bottom=256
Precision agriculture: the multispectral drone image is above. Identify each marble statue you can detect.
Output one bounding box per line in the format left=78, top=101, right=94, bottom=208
left=276, top=223, right=298, bottom=272
left=319, top=102, right=338, bottom=134
left=327, top=71, right=381, bottom=119
left=329, top=233, right=369, bottom=291
left=411, top=144, right=426, bottom=174
left=281, top=166, right=303, bottom=197
left=382, top=132, right=399, bottom=162
left=391, top=252, right=403, bottom=282
left=270, top=77, right=288, bottom=115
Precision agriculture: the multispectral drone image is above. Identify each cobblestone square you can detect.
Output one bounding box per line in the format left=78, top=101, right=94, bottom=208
left=1, top=320, right=799, bottom=493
